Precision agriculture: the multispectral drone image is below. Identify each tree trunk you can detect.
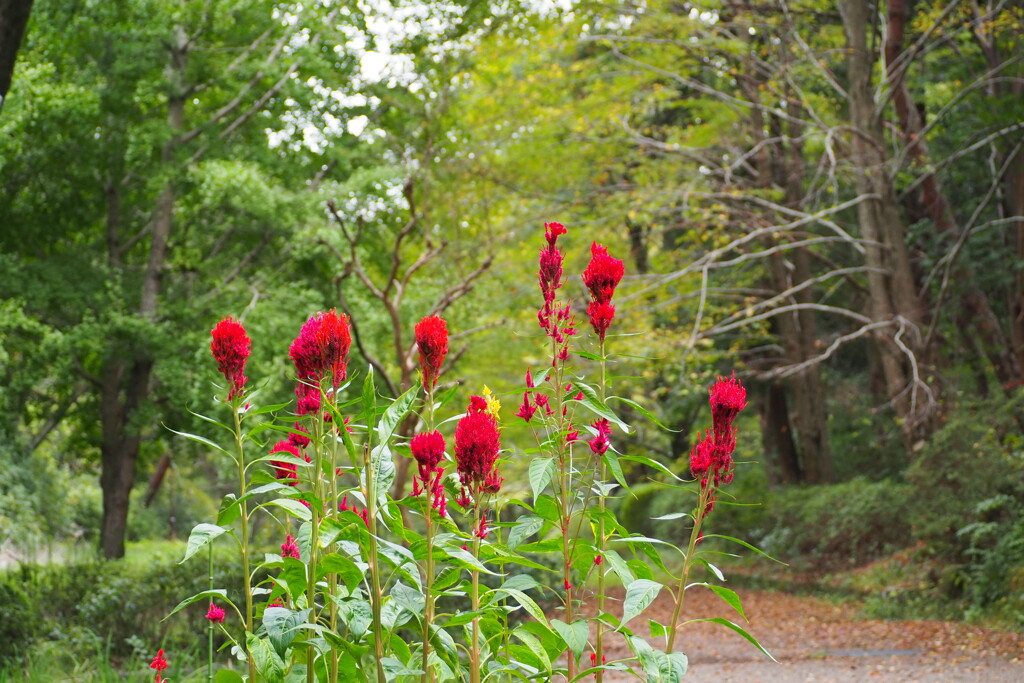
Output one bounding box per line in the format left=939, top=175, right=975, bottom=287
left=758, top=381, right=801, bottom=485
left=99, top=356, right=153, bottom=558
left=840, top=0, right=934, bottom=448
left=98, top=27, right=187, bottom=559
left=0, top=0, right=34, bottom=110
left=885, top=0, right=1020, bottom=386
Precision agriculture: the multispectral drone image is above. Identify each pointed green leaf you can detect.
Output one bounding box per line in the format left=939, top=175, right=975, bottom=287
left=181, top=523, right=228, bottom=563
left=682, top=617, right=775, bottom=661
left=620, top=579, right=662, bottom=627
left=529, top=457, right=556, bottom=500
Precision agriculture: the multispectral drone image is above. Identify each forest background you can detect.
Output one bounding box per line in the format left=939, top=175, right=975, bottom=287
left=0, top=0, right=1023, bottom=678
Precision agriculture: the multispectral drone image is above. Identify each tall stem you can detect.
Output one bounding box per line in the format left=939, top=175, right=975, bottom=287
left=328, top=413, right=340, bottom=683
left=307, top=415, right=324, bottom=683
left=595, top=339, right=607, bottom=681
left=470, top=501, right=482, bottom=683
left=208, top=544, right=214, bottom=683
left=421, top=387, right=436, bottom=683
left=232, top=407, right=257, bottom=683
left=664, top=483, right=713, bottom=653
left=364, top=441, right=387, bottom=683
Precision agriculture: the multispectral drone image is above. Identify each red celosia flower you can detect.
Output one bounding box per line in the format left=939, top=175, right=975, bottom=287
left=587, top=301, right=616, bottom=342
left=150, top=650, right=168, bottom=671
left=467, top=395, right=488, bottom=413
left=281, top=534, right=300, bottom=559
left=269, top=440, right=303, bottom=484
left=515, top=392, right=537, bottom=423
left=594, top=554, right=603, bottom=565
left=454, top=403, right=501, bottom=492
left=205, top=603, right=226, bottom=624
left=587, top=419, right=612, bottom=456
left=563, top=579, right=571, bottom=590
left=289, top=310, right=352, bottom=415
left=411, top=431, right=447, bottom=516
left=481, top=469, right=504, bottom=494
left=338, top=495, right=370, bottom=527
left=538, top=223, right=567, bottom=333
left=415, top=316, right=449, bottom=391
left=210, top=317, right=251, bottom=400
left=709, top=374, right=747, bottom=442
left=288, top=423, right=310, bottom=449
left=689, top=430, right=714, bottom=478
left=475, top=511, right=490, bottom=539
left=525, top=368, right=535, bottom=389
left=582, top=243, right=624, bottom=305
left=582, top=243, right=624, bottom=341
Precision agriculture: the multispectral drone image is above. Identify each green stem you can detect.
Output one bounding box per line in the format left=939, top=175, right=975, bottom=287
left=307, top=413, right=325, bottom=683
left=364, top=440, right=387, bottom=683
left=329, top=414, right=340, bottom=683
left=470, top=500, right=482, bottom=683
left=232, top=406, right=257, bottom=683
left=421, top=386, right=435, bottom=683
left=664, top=482, right=713, bottom=653
left=208, top=543, right=214, bottom=683
left=595, top=339, right=607, bottom=682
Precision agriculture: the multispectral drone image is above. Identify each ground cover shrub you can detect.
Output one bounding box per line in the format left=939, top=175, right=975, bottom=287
left=161, top=223, right=774, bottom=683
left=757, top=477, right=914, bottom=569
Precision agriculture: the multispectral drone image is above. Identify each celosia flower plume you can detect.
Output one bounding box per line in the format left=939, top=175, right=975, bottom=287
left=281, top=534, right=300, bottom=559
left=415, top=315, right=449, bottom=391
left=411, top=430, right=447, bottom=517
left=205, top=603, right=226, bottom=623
left=210, top=317, right=251, bottom=400
left=582, top=242, right=625, bottom=341
left=289, top=310, right=352, bottom=415
left=269, top=440, right=304, bottom=485
left=691, top=374, right=748, bottom=508
left=150, top=649, right=168, bottom=683
left=454, top=397, right=502, bottom=501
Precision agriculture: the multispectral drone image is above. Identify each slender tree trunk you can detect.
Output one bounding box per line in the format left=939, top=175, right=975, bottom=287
left=840, top=0, right=934, bottom=447
left=758, top=381, right=801, bottom=485
left=98, top=27, right=187, bottom=559
left=885, top=0, right=1020, bottom=386
left=0, top=0, right=34, bottom=111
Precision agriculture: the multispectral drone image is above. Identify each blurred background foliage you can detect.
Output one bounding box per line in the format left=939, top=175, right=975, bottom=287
left=1, top=0, right=1024, bottom=676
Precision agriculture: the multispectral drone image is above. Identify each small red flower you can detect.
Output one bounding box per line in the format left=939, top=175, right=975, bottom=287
left=415, top=316, right=449, bottom=391
left=564, top=579, right=572, bottom=590
left=150, top=649, right=168, bottom=682
left=211, top=317, right=251, bottom=400
left=205, top=603, right=226, bottom=624
left=587, top=419, right=612, bottom=456
left=515, top=392, right=537, bottom=423
left=269, top=440, right=303, bottom=484
left=411, top=431, right=447, bottom=514
left=281, top=534, right=300, bottom=559
left=594, top=554, right=603, bottom=565
left=709, top=374, right=747, bottom=441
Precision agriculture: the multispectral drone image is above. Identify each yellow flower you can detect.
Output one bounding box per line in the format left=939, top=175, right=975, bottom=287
left=482, top=385, right=501, bottom=421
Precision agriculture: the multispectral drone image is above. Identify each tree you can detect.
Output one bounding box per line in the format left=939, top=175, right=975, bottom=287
left=0, top=0, right=33, bottom=111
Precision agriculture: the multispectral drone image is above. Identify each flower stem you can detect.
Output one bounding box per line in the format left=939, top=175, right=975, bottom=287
left=231, top=406, right=257, bottom=683
left=421, top=387, right=435, bottom=683
left=595, top=339, right=607, bottom=682
left=470, top=500, right=482, bottom=683
left=364, top=440, right=387, bottom=683
left=208, top=543, right=214, bottom=683
left=664, top=482, right=713, bottom=654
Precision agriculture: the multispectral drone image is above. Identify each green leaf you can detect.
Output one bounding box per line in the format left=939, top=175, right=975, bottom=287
left=512, top=628, right=551, bottom=670
left=604, top=548, right=636, bottom=585
left=489, top=587, right=549, bottom=625
left=216, top=494, right=241, bottom=526
left=690, top=583, right=746, bottom=621
left=651, top=512, right=688, bottom=521
left=361, top=367, right=377, bottom=430
left=550, top=619, right=589, bottom=659
left=377, top=384, right=419, bottom=443
left=649, top=619, right=668, bottom=638
left=620, top=579, right=662, bottom=627
left=214, top=670, right=245, bottom=683
left=607, top=395, right=672, bottom=430
left=166, top=427, right=232, bottom=457
left=263, top=607, right=309, bottom=657
left=391, top=581, right=426, bottom=616
left=603, top=450, right=629, bottom=492
left=619, top=454, right=684, bottom=481
left=266, top=497, right=312, bottom=522
left=572, top=380, right=630, bottom=433
left=247, top=632, right=285, bottom=683
left=682, top=617, right=775, bottom=661
left=507, top=515, right=544, bottom=550
left=165, top=589, right=229, bottom=619
left=181, top=523, right=228, bottom=564
left=529, top=457, right=556, bottom=500
left=317, top=553, right=363, bottom=590
left=702, top=534, right=787, bottom=564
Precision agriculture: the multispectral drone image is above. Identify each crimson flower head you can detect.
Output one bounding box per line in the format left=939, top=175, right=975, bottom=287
left=709, top=374, right=747, bottom=441
left=467, top=395, right=488, bottom=414
left=205, top=603, right=226, bottom=624
left=454, top=403, right=501, bottom=490
left=538, top=223, right=567, bottom=332
left=210, top=317, right=251, bottom=400
left=582, top=243, right=624, bottom=340
left=689, top=430, right=714, bottom=478
left=415, top=315, right=449, bottom=391
left=269, top=440, right=304, bottom=484
left=150, top=649, right=168, bottom=672
left=281, top=534, right=300, bottom=560
left=587, top=418, right=612, bottom=456
left=289, top=310, right=352, bottom=414
left=582, top=242, right=624, bottom=304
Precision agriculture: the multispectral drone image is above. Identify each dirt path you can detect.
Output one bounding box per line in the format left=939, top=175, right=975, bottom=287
left=573, top=587, right=1024, bottom=681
